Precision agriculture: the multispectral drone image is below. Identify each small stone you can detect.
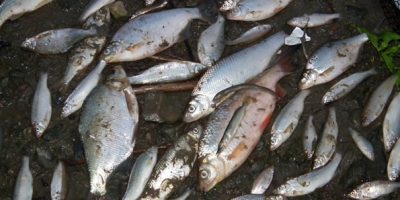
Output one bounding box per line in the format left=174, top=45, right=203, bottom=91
left=109, top=1, right=129, bottom=18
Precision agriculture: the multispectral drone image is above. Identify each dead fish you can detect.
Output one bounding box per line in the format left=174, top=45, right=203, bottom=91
left=270, top=90, right=310, bottom=151
left=14, top=156, right=33, bottom=200
left=171, top=188, right=193, bottom=200
left=128, top=61, right=208, bottom=85
left=251, top=166, right=274, bottom=194
left=347, top=180, right=400, bottom=199
left=79, top=66, right=139, bottom=195
left=303, top=116, right=317, bottom=159
left=313, top=107, right=338, bottom=169
left=31, top=72, right=51, bottom=138
left=139, top=125, right=202, bottom=200
left=383, top=92, right=400, bottom=152
left=21, top=28, right=97, bottom=54
left=287, top=13, right=340, bottom=28
left=123, top=147, right=158, bottom=200
left=225, top=24, right=272, bottom=46
left=61, top=60, right=106, bottom=118
left=218, top=103, right=248, bottom=151
left=231, top=194, right=265, bottom=200
left=274, top=153, right=342, bottom=196
left=131, top=0, right=169, bottom=20
left=388, top=139, right=400, bottom=181
left=51, top=161, right=68, bottom=200
left=349, top=128, right=375, bottom=161
left=362, top=75, right=397, bottom=127
left=184, top=31, right=286, bottom=122
left=219, top=0, right=240, bottom=11
left=80, top=0, right=115, bottom=22
left=322, top=68, right=377, bottom=104
left=0, top=0, right=52, bottom=29
left=265, top=195, right=287, bottom=200
left=299, top=33, right=369, bottom=90
left=226, top=0, right=293, bottom=21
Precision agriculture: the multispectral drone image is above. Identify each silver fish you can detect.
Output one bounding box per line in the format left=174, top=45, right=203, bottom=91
left=362, top=75, right=397, bottom=127
left=274, top=153, right=342, bottom=197
left=287, top=13, right=340, bottom=28
left=184, top=31, right=286, bottom=122
left=21, top=28, right=97, bottom=54
left=31, top=73, right=51, bottom=138
left=128, top=61, right=208, bottom=85
left=303, top=116, right=317, bottom=159
left=266, top=195, right=287, bottom=200
left=388, top=139, right=400, bottom=181
left=220, top=0, right=240, bottom=11
left=61, top=60, right=106, bottom=118
left=14, top=156, right=33, bottom=200
left=349, top=128, right=375, bottom=161
left=322, top=68, right=377, bottom=104
left=251, top=166, right=274, bottom=194
left=231, top=194, right=265, bottom=200
left=140, top=125, right=202, bottom=200
left=131, top=0, right=168, bottom=20
left=123, top=147, right=158, bottom=200
left=299, top=33, right=369, bottom=90
left=347, top=180, right=400, bottom=199
left=383, top=92, right=400, bottom=152
left=171, top=188, right=193, bottom=200
left=198, top=14, right=225, bottom=67
left=79, top=66, right=139, bottom=195
left=0, top=0, right=52, bottom=29
left=225, top=24, right=273, bottom=46
left=51, top=161, right=68, bottom=200
left=226, top=0, right=293, bottom=21
left=313, top=107, right=338, bottom=169
left=145, top=0, right=156, bottom=6
left=218, top=103, right=248, bottom=151
left=80, top=0, right=115, bottom=22
left=270, top=90, right=311, bottom=151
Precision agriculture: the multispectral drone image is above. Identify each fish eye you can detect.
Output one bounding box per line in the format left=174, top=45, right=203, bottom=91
left=200, top=169, right=209, bottom=179
left=188, top=105, right=196, bottom=113
left=192, top=128, right=199, bottom=133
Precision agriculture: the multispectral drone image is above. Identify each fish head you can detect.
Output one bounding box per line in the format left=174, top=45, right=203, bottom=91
left=32, top=122, right=45, bottom=138
left=90, top=169, right=108, bottom=196
left=198, top=156, right=224, bottom=192
left=347, top=190, right=361, bottom=199
left=186, top=124, right=203, bottom=140
left=61, top=102, right=77, bottom=119
left=101, top=41, right=125, bottom=63
left=299, top=69, right=318, bottom=90
left=183, top=95, right=213, bottom=122
left=226, top=6, right=243, bottom=19
left=270, top=132, right=283, bottom=151
left=21, top=38, right=37, bottom=51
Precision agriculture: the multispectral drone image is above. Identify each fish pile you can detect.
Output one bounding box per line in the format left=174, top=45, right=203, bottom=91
left=2, top=0, right=399, bottom=199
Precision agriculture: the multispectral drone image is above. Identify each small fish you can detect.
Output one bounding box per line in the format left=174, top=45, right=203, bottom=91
left=131, top=0, right=168, bottom=20
left=80, top=0, right=115, bottom=22
left=299, top=34, right=369, bottom=90
left=0, top=0, right=52, bottom=29
left=362, top=75, right=397, bottom=127
left=322, top=68, right=377, bottom=104
left=123, top=147, right=158, bottom=200
left=251, top=166, right=274, bottom=194
left=231, top=194, right=265, bottom=200
left=219, top=0, right=240, bottom=11
left=270, top=90, right=311, bottom=151
left=51, top=161, right=68, bottom=200
left=287, top=13, right=340, bottom=28
left=274, top=153, right=342, bottom=197
left=21, top=28, right=97, bottom=54
left=313, top=107, right=338, bottom=169
left=225, top=24, right=272, bottom=46
left=128, top=61, right=208, bottom=85
left=31, top=73, right=52, bottom=138
left=226, top=0, right=293, bottom=21
left=145, top=0, right=157, bottom=6
left=14, top=156, right=33, bottom=200
left=347, top=180, right=400, bottom=199
left=198, top=14, right=225, bottom=67
left=303, top=116, right=317, bottom=159
left=388, top=139, right=400, bottom=181
left=383, top=92, right=400, bottom=152
left=171, top=188, right=193, bottom=200
left=218, top=103, right=248, bottom=151
left=349, top=128, right=375, bottom=161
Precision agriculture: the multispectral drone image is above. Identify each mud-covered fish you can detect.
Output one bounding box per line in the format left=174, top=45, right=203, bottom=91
left=51, top=161, right=68, bottom=200
left=21, top=28, right=97, bottom=54
left=80, top=0, right=115, bottom=22
left=140, top=125, right=202, bottom=200
left=362, top=75, right=397, bottom=127
left=251, top=166, right=274, bottom=194
left=349, top=128, right=375, bottom=161
left=79, top=66, right=139, bottom=195
left=388, top=138, right=400, bottom=181
left=274, top=153, right=342, bottom=196
left=0, top=0, right=52, bottom=29
left=299, top=34, right=369, bottom=90
left=270, top=90, right=310, bottom=151
left=287, top=13, right=340, bottom=28
left=198, top=14, right=225, bottom=67
left=184, top=31, right=286, bottom=122
left=383, top=92, right=400, bottom=152
left=123, top=147, right=158, bottom=200
left=226, top=0, right=293, bottom=21
left=128, top=61, right=208, bottom=85
left=14, top=156, right=33, bottom=200
left=313, top=107, right=338, bottom=169
left=347, top=180, right=400, bottom=199
left=303, top=116, right=317, bottom=159
left=225, top=24, right=272, bottom=46
left=31, top=73, right=51, bottom=138
left=322, top=68, right=377, bottom=104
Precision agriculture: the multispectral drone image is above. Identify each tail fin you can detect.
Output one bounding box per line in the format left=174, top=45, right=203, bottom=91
left=198, top=0, right=219, bottom=23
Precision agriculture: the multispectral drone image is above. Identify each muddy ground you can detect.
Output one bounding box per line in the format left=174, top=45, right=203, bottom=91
left=0, top=0, right=399, bottom=199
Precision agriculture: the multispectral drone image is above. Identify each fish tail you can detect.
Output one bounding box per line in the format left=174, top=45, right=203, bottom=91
left=197, top=0, right=219, bottom=23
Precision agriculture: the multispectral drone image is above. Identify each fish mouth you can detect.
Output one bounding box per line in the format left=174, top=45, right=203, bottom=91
left=32, top=122, right=45, bottom=138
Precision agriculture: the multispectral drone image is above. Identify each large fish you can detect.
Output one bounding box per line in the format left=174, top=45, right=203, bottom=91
left=184, top=31, right=287, bottom=122
left=299, top=34, right=369, bottom=90
left=287, top=13, right=340, bottom=28
left=79, top=66, right=139, bottom=195
left=347, top=180, right=400, bottom=199
left=80, top=0, right=115, bottom=22
left=31, top=73, right=52, bottom=138
left=225, top=0, right=293, bottom=21
left=383, top=92, right=400, bottom=152
left=14, top=156, right=33, bottom=200
left=51, top=161, right=68, bottom=200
